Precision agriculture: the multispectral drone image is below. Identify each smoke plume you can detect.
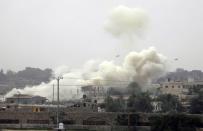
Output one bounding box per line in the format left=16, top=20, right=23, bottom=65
left=5, top=6, right=168, bottom=100
left=81, top=47, right=167, bottom=86
left=5, top=47, right=166, bottom=100
left=104, top=5, right=148, bottom=44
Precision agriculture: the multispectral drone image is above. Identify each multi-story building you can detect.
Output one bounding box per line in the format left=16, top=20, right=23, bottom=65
left=159, top=81, right=203, bottom=111
left=6, top=94, right=47, bottom=104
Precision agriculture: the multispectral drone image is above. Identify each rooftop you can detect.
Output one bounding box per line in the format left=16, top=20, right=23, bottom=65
left=7, top=94, right=46, bottom=99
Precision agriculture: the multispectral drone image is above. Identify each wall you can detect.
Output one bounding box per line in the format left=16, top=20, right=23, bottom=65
left=0, top=111, right=202, bottom=130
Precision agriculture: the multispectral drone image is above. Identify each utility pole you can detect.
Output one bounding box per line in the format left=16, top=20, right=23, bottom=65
left=128, top=113, right=130, bottom=131
left=52, top=84, right=55, bottom=103
left=17, top=91, right=20, bottom=105
left=56, top=76, right=63, bottom=129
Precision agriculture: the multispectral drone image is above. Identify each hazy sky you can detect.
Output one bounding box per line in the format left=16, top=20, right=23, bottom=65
left=0, top=0, right=203, bottom=71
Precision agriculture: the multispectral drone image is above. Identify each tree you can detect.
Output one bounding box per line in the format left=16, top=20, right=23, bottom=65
left=107, top=87, right=122, bottom=96
left=189, top=90, right=203, bottom=114
left=127, top=82, right=142, bottom=95
left=17, top=67, right=52, bottom=84
left=0, top=69, right=8, bottom=82
left=127, top=92, right=153, bottom=112
left=104, top=95, right=125, bottom=112
left=157, top=94, right=183, bottom=113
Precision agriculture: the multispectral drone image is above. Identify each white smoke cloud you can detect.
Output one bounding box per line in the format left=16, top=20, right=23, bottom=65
left=5, top=68, right=84, bottom=101
left=54, top=65, right=70, bottom=76
left=5, top=47, right=166, bottom=100
left=104, top=5, right=148, bottom=43
left=83, top=47, right=167, bottom=85
left=5, top=6, right=168, bottom=100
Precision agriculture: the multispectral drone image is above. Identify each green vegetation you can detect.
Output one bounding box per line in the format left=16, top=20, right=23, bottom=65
left=126, top=82, right=142, bottom=95
left=105, top=82, right=153, bottom=113
left=127, top=92, right=153, bottom=112
left=104, top=95, right=125, bottom=112
left=190, top=90, right=203, bottom=114
left=157, top=94, right=183, bottom=113
left=0, top=67, right=53, bottom=93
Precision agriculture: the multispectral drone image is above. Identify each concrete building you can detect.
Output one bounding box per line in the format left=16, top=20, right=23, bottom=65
left=159, top=81, right=186, bottom=97
left=159, top=81, right=203, bottom=96
left=159, top=81, right=203, bottom=111
left=6, top=94, right=47, bottom=104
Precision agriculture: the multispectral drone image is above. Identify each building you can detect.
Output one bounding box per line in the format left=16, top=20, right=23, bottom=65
left=6, top=94, right=47, bottom=104
left=159, top=81, right=203, bottom=111
left=159, top=81, right=186, bottom=97
left=159, top=81, right=203, bottom=96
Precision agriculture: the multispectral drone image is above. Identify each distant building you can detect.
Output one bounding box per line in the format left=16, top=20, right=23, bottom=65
left=6, top=94, right=47, bottom=104
left=81, top=85, right=106, bottom=98
left=159, top=81, right=185, bottom=97
left=159, top=81, right=203, bottom=111
left=159, top=81, right=203, bottom=95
